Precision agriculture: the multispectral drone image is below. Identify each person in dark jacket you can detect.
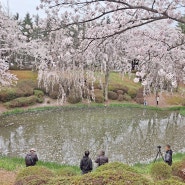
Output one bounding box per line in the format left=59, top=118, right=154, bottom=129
left=95, top=150, right=108, bottom=167
left=25, top=148, right=38, bottom=167
left=164, top=144, right=173, bottom=166
left=80, top=151, right=93, bottom=174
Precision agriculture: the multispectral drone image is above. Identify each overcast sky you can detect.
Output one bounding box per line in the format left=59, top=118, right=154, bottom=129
left=1, top=0, right=45, bottom=18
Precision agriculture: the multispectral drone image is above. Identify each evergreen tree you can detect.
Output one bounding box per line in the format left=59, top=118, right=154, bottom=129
left=21, top=13, right=33, bottom=41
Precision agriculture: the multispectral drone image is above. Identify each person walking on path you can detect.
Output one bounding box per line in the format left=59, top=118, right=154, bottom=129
left=25, top=148, right=38, bottom=167
left=156, top=95, right=160, bottom=106
left=95, top=150, right=108, bottom=167
left=80, top=151, right=93, bottom=174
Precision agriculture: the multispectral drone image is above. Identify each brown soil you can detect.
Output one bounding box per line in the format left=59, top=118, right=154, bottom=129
left=0, top=170, right=16, bottom=185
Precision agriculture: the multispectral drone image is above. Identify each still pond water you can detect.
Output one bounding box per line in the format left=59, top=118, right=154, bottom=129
left=0, top=107, right=185, bottom=165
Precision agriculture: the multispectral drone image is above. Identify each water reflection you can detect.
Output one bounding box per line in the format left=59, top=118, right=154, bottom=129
left=0, top=107, right=185, bottom=165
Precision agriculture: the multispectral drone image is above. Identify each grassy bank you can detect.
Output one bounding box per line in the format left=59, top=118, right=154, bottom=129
left=1, top=102, right=185, bottom=117
left=0, top=155, right=80, bottom=173
left=1, top=153, right=185, bottom=172
left=1, top=153, right=185, bottom=185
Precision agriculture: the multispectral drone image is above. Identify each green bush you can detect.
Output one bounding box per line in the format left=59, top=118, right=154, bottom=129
left=0, top=88, right=18, bottom=102
left=108, top=91, right=118, bottom=100
left=150, top=162, right=172, bottom=181
left=95, top=162, right=137, bottom=173
left=80, top=169, right=151, bottom=185
left=56, top=167, right=79, bottom=177
left=0, top=79, right=37, bottom=102
left=67, top=88, right=82, bottom=104
left=34, top=90, right=44, bottom=98
left=123, top=94, right=132, bottom=101
left=4, top=96, right=38, bottom=108
left=128, top=89, right=137, bottom=99
left=15, top=166, right=54, bottom=181
left=94, top=89, right=104, bottom=103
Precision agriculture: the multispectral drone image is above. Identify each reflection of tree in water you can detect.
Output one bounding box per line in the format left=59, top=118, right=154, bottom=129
left=0, top=108, right=185, bottom=165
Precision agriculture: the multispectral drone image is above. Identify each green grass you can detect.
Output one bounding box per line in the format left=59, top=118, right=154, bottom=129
left=11, top=70, right=38, bottom=81
left=1, top=102, right=185, bottom=118
left=132, top=153, right=185, bottom=175
left=1, top=153, right=185, bottom=175
left=0, top=155, right=80, bottom=173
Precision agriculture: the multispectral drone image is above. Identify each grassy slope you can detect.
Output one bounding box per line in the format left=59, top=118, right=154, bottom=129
left=1, top=153, right=185, bottom=182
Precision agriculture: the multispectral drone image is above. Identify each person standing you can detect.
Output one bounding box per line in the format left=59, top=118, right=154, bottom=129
left=25, top=148, right=38, bottom=167
left=95, top=150, right=108, bottom=167
left=164, top=145, right=173, bottom=166
left=80, top=151, right=93, bottom=174
left=156, top=95, right=160, bottom=106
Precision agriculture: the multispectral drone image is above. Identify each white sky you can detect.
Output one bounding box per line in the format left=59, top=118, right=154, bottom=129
left=1, top=0, right=46, bottom=18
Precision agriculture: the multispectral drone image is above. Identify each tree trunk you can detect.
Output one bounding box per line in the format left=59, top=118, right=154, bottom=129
left=104, top=68, right=110, bottom=102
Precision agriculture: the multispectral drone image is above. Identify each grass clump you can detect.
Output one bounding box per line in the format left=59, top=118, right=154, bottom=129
left=80, top=169, right=151, bottom=185
left=154, top=179, right=184, bottom=185
left=14, top=175, right=50, bottom=185
left=150, top=162, right=172, bottom=181
left=95, top=162, right=137, bottom=173
left=15, top=166, right=54, bottom=181
left=56, top=166, right=80, bottom=177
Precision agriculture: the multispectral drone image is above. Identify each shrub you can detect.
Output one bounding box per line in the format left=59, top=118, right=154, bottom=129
left=94, top=89, right=104, bottom=103
left=108, top=91, right=118, bottom=100
left=118, top=94, right=124, bottom=101
left=80, top=169, right=151, bottom=185
left=56, top=167, right=79, bottom=177
left=117, top=90, right=124, bottom=95
left=108, top=84, right=128, bottom=94
left=0, top=79, right=37, bottom=102
left=95, top=162, right=137, bottom=173
left=0, top=88, right=18, bottom=102
left=34, top=90, right=44, bottom=98
left=128, top=89, right=137, bottom=99
left=15, top=166, right=54, bottom=181
left=150, top=162, right=172, bottom=181
left=172, top=160, right=185, bottom=181
left=4, top=96, right=38, bottom=108
left=67, top=88, right=82, bottom=104
left=49, top=84, right=59, bottom=99
left=123, top=94, right=132, bottom=101
left=14, top=175, right=50, bottom=185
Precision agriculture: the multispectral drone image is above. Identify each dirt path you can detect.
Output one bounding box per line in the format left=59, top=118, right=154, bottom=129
left=146, top=93, right=168, bottom=107
left=0, top=170, right=16, bottom=185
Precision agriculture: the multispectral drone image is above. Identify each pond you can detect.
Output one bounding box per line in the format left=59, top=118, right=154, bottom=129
left=0, top=107, right=185, bottom=166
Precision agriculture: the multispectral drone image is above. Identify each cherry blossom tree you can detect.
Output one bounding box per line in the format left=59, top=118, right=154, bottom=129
left=34, top=0, right=185, bottom=101
left=125, top=21, right=185, bottom=93
left=0, top=5, right=26, bottom=87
